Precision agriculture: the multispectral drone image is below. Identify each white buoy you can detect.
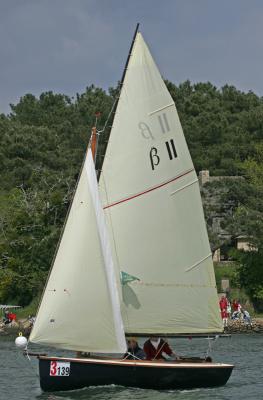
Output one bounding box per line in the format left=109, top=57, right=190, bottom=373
left=15, top=332, right=28, bottom=349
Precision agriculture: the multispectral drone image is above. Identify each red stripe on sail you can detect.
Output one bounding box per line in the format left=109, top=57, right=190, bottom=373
left=103, top=168, right=195, bottom=210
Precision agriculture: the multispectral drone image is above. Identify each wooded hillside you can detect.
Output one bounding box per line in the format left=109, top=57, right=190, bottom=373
left=0, top=81, right=262, bottom=307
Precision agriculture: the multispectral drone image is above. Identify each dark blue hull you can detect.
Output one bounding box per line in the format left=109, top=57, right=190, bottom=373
left=39, top=356, right=234, bottom=392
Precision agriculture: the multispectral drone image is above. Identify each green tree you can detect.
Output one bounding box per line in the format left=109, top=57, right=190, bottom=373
left=1, top=81, right=263, bottom=306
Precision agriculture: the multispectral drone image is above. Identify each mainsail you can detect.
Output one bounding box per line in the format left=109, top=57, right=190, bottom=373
left=30, top=150, right=126, bottom=353
left=99, top=31, right=222, bottom=334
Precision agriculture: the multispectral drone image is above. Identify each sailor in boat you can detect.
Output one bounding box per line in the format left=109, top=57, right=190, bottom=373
left=143, top=336, right=177, bottom=360
left=123, top=337, right=145, bottom=360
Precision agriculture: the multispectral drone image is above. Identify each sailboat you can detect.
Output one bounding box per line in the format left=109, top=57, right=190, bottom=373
left=28, top=24, right=234, bottom=392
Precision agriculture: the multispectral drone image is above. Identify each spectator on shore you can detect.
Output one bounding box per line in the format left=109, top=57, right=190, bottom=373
left=231, top=311, right=240, bottom=320
left=232, top=299, right=239, bottom=312
left=8, top=312, right=16, bottom=322
left=28, top=315, right=36, bottom=326
left=219, top=296, right=228, bottom=311
left=221, top=308, right=228, bottom=328
left=3, top=309, right=10, bottom=325
left=227, top=301, right=232, bottom=317
left=242, top=310, right=252, bottom=326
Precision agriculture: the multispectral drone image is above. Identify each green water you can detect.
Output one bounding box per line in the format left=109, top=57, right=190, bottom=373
left=0, top=335, right=262, bottom=399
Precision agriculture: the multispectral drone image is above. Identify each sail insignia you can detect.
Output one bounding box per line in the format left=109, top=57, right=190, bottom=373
left=120, top=271, right=140, bottom=285
left=99, top=31, right=223, bottom=334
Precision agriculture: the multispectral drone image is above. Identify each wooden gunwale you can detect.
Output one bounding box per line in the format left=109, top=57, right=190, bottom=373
left=39, top=355, right=234, bottom=369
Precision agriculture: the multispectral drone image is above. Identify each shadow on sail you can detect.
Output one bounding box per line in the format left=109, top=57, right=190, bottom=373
left=122, top=285, right=141, bottom=309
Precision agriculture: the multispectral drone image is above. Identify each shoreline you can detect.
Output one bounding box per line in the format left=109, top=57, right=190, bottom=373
left=1, top=318, right=263, bottom=338
left=224, top=318, right=263, bottom=334
left=0, top=318, right=32, bottom=338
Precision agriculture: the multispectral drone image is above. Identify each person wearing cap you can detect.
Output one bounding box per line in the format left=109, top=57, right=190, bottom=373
left=123, top=337, right=145, bottom=360
left=143, top=336, right=177, bottom=360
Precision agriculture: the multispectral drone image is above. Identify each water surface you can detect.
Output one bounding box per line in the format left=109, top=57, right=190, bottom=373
left=0, top=335, right=261, bottom=400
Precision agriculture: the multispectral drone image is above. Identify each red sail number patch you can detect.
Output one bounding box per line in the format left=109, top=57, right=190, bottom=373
left=50, top=361, right=70, bottom=376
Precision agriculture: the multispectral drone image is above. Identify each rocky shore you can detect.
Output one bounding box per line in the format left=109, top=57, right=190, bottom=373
left=225, top=318, right=263, bottom=334
left=1, top=318, right=263, bottom=337
left=0, top=319, right=32, bottom=337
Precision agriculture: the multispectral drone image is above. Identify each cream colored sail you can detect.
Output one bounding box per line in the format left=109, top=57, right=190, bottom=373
left=99, top=32, right=222, bottom=334
left=30, top=149, right=126, bottom=353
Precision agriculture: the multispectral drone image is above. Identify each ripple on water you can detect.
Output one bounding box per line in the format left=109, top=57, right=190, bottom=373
left=0, top=334, right=262, bottom=400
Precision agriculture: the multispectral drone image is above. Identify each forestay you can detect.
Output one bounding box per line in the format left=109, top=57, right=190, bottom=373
left=30, top=150, right=126, bottom=353
left=99, top=32, right=222, bottom=334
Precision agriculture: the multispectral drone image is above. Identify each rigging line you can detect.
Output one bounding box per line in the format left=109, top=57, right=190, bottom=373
left=97, top=97, right=118, bottom=136
left=95, top=97, right=118, bottom=172
left=153, top=341, right=166, bottom=360
left=122, top=352, right=141, bottom=361
left=17, top=350, right=39, bottom=378
left=103, top=168, right=194, bottom=210
left=205, top=335, right=219, bottom=359
left=98, top=23, right=140, bottom=181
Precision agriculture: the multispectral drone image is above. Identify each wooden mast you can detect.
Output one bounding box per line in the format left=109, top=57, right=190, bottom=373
left=90, top=110, right=101, bottom=163
left=90, top=126, right=97, bottom=162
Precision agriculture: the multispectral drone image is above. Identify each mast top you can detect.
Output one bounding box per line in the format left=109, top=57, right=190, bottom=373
left=98, top=23, right=140, bottom=179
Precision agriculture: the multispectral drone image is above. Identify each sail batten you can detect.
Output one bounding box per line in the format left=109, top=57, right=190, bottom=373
left=149, top=102, right=174, bottom=115
left=185, top=253, right=213, bottom=272
left=99, top=32, right=222, bottom=334
left=103, top=168, right=195, bottom=210
left=170, top=179, right=199, bottom=196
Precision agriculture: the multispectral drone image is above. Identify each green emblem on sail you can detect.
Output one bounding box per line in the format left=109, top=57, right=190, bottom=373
left=120, top=271, right=140, bottom=285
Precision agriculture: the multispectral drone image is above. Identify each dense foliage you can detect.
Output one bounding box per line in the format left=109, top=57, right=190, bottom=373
left=0, top=81, right=262, bottom=306
left=200, top=135, right=263, bottom=310
left=222, top=146, right=263, bottom=311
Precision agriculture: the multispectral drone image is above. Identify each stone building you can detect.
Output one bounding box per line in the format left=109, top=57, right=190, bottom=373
left=198, top=170, right=242, bottom=187
left=235, top=236, right=258, bottom=252
left=198, top=170, right=256, bottom=262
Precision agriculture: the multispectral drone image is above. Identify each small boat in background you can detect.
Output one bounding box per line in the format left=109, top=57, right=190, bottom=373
left=27, top=24, right=234, bottom=392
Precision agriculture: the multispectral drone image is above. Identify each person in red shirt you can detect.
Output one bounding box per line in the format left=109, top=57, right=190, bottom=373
left=143, top=337, right=177, bottom=360
left=219, top=296, right=227, bottom=311
left=232, top=299, right=239, bottom=312
left=8, top=312, right=16, bottom=322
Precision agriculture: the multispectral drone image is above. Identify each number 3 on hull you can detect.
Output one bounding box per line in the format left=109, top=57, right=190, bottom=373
left=50, top=361, right=70, bottom=377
